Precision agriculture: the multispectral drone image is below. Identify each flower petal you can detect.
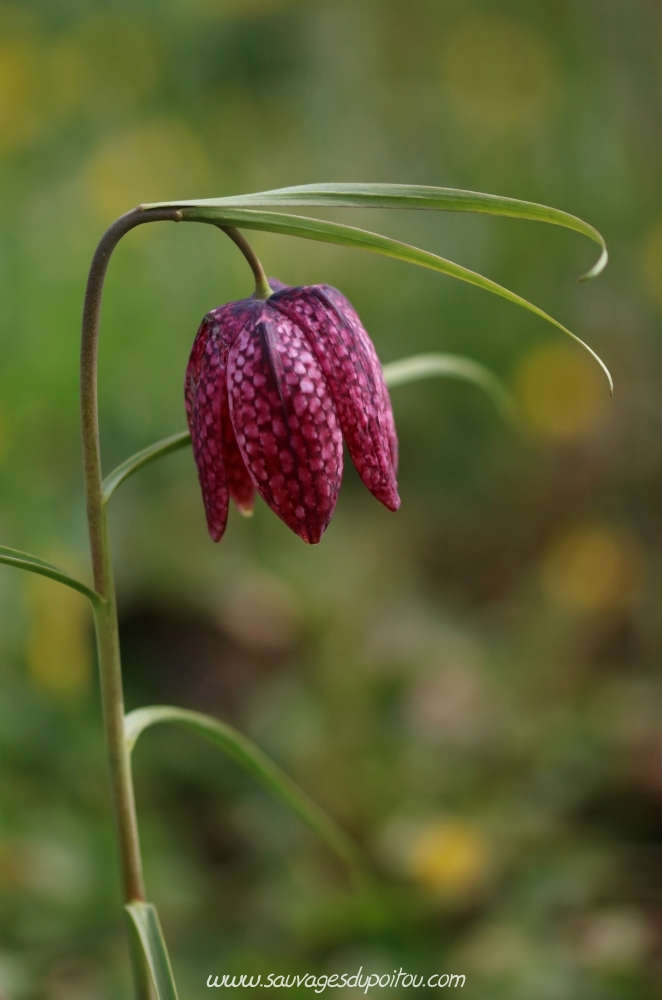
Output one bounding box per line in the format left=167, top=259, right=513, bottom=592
left=320, top=284, right=399, bottom=473
left=185, top=317, right=229, bottom=542
left=270, top=285, right=400, bottom=511
left=186, top=303, right=258, bottom=540
left=228, top=312, right=343, bottom=544
left=266, top=277, right=290, bottom=293
left=221, top=386, right=255, bottom=515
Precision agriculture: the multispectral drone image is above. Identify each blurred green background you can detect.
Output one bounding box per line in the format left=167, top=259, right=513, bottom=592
left=0, top=0, right=661, bottom=996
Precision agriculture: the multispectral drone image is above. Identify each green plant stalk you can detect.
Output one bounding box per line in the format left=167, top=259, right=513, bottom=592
left=80, top=207, right=182, bottom=998
left=220, top=225, right=273, bottom=299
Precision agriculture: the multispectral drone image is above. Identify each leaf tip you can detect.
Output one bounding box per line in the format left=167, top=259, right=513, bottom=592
left=595, top=349, right=614, bottom=396
left=578, top=247, right=609, bottom=283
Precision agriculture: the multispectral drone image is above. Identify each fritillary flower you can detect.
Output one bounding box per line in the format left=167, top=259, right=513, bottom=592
left=185, top=280, right=400, bottom=544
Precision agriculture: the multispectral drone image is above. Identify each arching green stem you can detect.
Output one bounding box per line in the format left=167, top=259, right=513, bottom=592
left=219, top=225, right=273, bottom=299
left=80, top=205, right=181, bottom=997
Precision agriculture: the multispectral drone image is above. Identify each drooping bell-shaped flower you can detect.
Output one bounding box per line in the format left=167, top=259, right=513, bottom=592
left=185, top=278, right=400, bottom=544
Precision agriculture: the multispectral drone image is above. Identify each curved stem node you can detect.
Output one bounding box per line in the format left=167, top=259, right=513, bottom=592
left=219, top=225, right=273, bottom=300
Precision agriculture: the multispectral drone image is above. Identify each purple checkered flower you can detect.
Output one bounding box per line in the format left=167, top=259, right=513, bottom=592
left=185, top=280, right=400, bottom=544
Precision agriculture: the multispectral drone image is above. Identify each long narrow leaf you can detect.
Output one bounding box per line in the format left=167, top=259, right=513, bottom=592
left=151, top=207, right=611, bottom=392
left=125, top=902, right=179, bottom=1000
left=103, top=431, right=191, bottom=503
left=146, top=182, right=606, bottom=281
left=383, top=354, right=515, bottom=421
left=126, top=705, right=364, bottom=883
left=0, top=544, right=101, bottom=605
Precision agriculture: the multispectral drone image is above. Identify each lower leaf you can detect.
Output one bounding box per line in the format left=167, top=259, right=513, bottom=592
left=125, top=902, right=179, bottom=1000
left=125, top=705, right=365, bottom=885
left=0, top=544, right=101, bottom=605
left=383, top=353, right=515, bottom=421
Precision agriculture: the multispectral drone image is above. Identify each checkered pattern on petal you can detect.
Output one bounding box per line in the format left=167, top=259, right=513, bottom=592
left=320, top=285, right=399, bottom=473
left=227, top=312, right=343, bottom=544
left=269, top=285, right=400, bottom=511
left=221, top=386, right=255, bottom=515
left=185, top=301, right=258, bottom=540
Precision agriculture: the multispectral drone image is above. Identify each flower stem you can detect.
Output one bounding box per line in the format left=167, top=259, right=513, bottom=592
left=80, top=206, right=182, bottom=997
left=220, top=225, right=273, bottom=300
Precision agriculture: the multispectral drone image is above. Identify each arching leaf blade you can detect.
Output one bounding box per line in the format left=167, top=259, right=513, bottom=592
left=144, top=183, right=607, bottom=281
left=0, top=545, right=101, bottom=605
left=103, top=431, right=191, bottom=503
left=384, top=354, right=515, bottom=422
left=170, top=207, right=612, bottom=393
left=125, top=902, right=178, bottom=1000
left=126, top=705, right=364, bottom=885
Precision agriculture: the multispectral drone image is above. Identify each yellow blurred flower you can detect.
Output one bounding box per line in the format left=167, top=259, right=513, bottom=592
left=0, top=5, right=46, bottom=154
left=642, top=219, right=662, bottom=310
left=83, top=118, right=212, bottom=220
left=0, top=38, right=43, bottom=153
left=514, top=341, right=609, bottom=442
left=25, top=556, right=92, bottom=698
left=49, top=12, right=161, bottom=117
left=541, top=525, right=645, bottom=614
left=407, top=819, right=490, bottom=900
left=440, top=15, right=559, bottom=128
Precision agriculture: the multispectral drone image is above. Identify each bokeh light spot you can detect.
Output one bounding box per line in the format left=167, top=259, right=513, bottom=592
left=25, top=559, right=92, bottom=698
left=541, top=525, right=645, bottom=614
left=83, top=118, right=212, bottom=220
left=407, top=819, right=490, bottom=899
left=642, top=219, right=662, bottom=309
left=50, top=13, right=161, bottom=118
left=0, top=39, right=43, bottom=153
left=514, top=341, right=608, bottom=441
left=460, top=924, right=533, bottom=977
left=580, top=909, right=654, bottom=970
left=219, top=572, right=301, bottom=653
left=406, top=661, right=486, bottom=746
left=441, top=15, right=558, bottom=128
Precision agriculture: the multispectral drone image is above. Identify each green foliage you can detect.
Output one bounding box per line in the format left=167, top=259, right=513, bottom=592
left=150, top=181, right=607, bottom=280
left=126, top=706, right=364, bottom=885
left=0, top=545, right=100, bottom=605
left=145, top=192, right=612, bottom=391
left=102, top=432, right=191, bottom=503
left=125, top=903, right=179, bottom=1000
left=383, top=354, right=515, bottom=422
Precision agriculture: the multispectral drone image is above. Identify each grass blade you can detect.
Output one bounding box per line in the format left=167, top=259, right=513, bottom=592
left=0, top=544, right=101, bottom=605
left=383, top=353, right=515, bottom=422
left=144, top=182, right=607, bottom=281
left=126, top=705, right=364, bottom=884
left=154, top=207, right=611, bottom=393
left=103, top=431, right=191, bottom=503
left=125, top=902, right=179, bottom=1000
